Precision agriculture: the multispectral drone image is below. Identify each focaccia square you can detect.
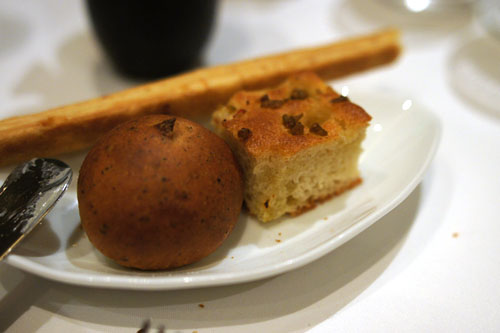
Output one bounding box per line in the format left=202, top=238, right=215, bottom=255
left=212, top=72, right=371, bottom=222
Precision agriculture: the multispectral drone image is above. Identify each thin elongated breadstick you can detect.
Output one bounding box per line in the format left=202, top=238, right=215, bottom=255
left=0, top=29, right=400, bottom=166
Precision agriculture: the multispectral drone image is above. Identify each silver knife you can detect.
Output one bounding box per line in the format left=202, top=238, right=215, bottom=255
left=0, top=158, right=72, bottom=261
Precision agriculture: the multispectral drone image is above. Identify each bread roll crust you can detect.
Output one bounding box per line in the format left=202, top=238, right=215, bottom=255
left=77, top=115, right=244, bottom=270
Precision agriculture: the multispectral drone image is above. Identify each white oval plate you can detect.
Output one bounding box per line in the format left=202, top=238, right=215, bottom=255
left=3, top=90, right=441, bottom=290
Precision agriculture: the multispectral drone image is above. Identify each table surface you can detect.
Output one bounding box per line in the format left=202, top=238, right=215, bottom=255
left=1, top=0, right=499, bottom=332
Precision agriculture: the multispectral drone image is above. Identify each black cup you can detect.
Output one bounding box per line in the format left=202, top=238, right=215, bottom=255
left=86, top=0, right=217, bottom=79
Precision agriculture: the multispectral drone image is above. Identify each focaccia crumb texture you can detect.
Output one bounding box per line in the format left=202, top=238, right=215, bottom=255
left=212, top=72, right=371, bottom=222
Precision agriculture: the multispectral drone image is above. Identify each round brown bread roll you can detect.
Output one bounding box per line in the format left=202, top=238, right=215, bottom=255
left=77, top=115, right=244, bottom=270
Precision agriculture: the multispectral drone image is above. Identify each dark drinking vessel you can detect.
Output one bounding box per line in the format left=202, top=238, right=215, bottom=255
left=86, top=1, right=217, bottom=79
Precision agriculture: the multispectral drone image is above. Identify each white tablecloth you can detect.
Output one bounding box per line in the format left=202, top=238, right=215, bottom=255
left=1, top=0, right=499, bottom=332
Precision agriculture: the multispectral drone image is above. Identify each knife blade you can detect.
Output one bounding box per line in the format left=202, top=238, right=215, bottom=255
left=0, top=158, right=72, bottom=261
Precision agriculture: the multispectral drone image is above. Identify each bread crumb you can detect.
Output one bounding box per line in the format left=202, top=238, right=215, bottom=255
left=275, top=239, right=281, bottom=243
left=278, top=232, right=282, bottom=236
left=452, top=232, right=459, bottom=238
left=198, top=304, right=205, bottom=308
left=137, top=319, right=150, bottom=333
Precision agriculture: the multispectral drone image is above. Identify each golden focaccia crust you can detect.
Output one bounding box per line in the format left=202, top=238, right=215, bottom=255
left=212, top=72, right=371, bottom=222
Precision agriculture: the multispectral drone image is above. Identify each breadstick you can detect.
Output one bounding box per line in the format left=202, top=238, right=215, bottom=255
left=0, top=29, right=400, bottom=166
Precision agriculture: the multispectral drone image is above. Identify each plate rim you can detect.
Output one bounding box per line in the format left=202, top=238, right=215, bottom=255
left=5, top=92, right=442, bottom=290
